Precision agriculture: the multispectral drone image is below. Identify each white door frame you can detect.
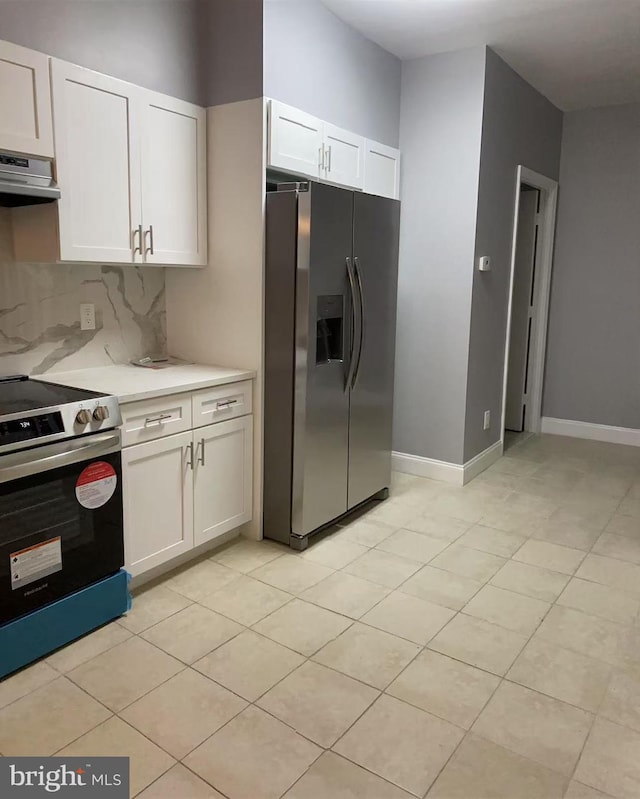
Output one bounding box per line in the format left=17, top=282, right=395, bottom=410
left=500, top=165, right=558, bottom=443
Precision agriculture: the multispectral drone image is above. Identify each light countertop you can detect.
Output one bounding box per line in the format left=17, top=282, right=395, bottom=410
left=39, top=363, right=256, bottom=404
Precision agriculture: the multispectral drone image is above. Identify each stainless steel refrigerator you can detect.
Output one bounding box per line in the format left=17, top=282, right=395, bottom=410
left=263, top=181, right=400, bottom=550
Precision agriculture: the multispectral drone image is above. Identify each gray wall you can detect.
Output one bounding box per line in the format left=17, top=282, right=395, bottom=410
left=199, top=0, right=263, bottom=107
left=0, top=0, right=203, bottom=103
left=394, top=48, right=486, bottom=464
left=543, top=103, right=640, bottom=429
left=464, top=48, right=563, bottom=461
left=263, top=0, right=401, bottom=146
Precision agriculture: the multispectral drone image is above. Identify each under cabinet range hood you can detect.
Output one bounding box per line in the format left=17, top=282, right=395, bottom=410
left=0, top=151, right=60, bottom=206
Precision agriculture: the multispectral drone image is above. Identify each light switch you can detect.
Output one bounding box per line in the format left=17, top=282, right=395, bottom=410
left=478, top=256, right=491, bottom=272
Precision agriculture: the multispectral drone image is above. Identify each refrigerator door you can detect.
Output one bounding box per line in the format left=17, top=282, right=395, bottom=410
left=348, top=191, right=400, bottom=509
left=292, top=183, right=355, bottom=537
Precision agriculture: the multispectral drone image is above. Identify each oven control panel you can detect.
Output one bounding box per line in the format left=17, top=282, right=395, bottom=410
left=0, top=412, right=64, bottom=446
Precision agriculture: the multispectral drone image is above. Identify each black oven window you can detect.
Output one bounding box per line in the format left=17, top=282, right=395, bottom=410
left=0, top=471, right=90, bottom=553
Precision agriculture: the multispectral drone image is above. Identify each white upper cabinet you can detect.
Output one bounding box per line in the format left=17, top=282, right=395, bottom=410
left=267, top=99, right=400, bottom=198
left=364, top=139, right=401, bottom=200
left=322, top=123, right=365, bottom=190
left=45, top=59, right=207, bottom=266
left=51, top=60, right=142, bottom=263
left=268, top=100, right=323, bottom=179
left=0, top=40, right=53, bottom=158
left=141, top=92, right=207, bottom=266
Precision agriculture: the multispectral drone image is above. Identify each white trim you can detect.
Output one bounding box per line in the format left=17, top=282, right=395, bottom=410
left=392, top=440, right=504, bottom=487
left=541, top=418, right=640, bottom=447
left=501, top=166, right=558, bottom=444
left=462, top=440, right=503, bottom=484
left=392, top=452, right=464, bottom=485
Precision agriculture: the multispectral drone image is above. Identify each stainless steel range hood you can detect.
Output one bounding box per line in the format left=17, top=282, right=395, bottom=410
left=0, top=152, right=60, bottom=207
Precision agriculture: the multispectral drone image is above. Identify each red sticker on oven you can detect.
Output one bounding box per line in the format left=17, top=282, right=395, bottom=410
left=75, top=461, right=117, bottom=509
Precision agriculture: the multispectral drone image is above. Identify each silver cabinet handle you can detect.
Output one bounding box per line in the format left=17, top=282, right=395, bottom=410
left=186, top=441, right=194, bottom=470
left=352, top=256, right=365, bottom=388
left=345, top=256, right=361, bottom=392
left=132, top=224, right=143, bottom=255
left=145, top=225, right=154, bottom=256
left=327, top=144, right=332, bottom=173
left=144, top=413, right=171, bottom=427
left=216, top=399, right=238, bottom=410
left=318, top=146, right=325, bottom=171
left=196, top=437, right=205, bottom=466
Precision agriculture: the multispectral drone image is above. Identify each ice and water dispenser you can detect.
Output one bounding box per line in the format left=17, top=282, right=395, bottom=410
left=316, top=295, right=344, bottom=364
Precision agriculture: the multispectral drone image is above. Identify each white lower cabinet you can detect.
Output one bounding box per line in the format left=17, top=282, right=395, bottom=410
left=122, top=430, right=194, bottom=577
left=193, top=416, right=253, bottom=547
left=121, top=386, right=253, bottom=578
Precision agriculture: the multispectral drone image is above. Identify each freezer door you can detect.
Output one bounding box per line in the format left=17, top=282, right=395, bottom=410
left=348, top=191, right=400, bottom=509
left=292, top=183, right=354, bottom=536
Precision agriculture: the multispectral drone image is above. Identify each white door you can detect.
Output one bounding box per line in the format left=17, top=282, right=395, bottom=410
left=141, top=91, right=207, bottom=266
left=193, top=416, right=253, bottom=547
left=0, top=40, right=53, bottom=158
left=51, top=60, right=142, bottom=263
left=505, top=188, right=539, bottom=431
left=322, top=123, right=365, bottom=189
left=122, top=431, right=194, bottom=576
left=268, top=100, right=323, bottom=179
left=364, top=139, right=400, bottom=199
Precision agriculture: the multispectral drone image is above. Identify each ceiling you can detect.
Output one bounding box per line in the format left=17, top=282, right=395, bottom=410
left=320, top=0, right=640, bottom=111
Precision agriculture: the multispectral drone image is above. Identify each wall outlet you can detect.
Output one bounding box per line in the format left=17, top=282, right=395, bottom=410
left=483, top=410, right=491, bottom=430
left=80, top=303, right=96, bottom=331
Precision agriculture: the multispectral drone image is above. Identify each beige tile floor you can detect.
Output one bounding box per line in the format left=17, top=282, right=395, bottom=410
left=1, top=433, right=640, bottom=798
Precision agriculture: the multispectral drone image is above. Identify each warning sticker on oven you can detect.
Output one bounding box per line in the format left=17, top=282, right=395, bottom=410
left=11, top=536, right=62, bottom=590
left=76, top=461, right=117, bottom=509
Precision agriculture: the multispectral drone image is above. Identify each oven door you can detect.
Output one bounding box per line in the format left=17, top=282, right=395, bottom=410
left=0, top=431, right=124, bottom=625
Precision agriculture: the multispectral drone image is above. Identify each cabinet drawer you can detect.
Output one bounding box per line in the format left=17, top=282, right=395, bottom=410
left=192, top=381, right=252, bottom=428
left=120, top=394, right=192, bottom=447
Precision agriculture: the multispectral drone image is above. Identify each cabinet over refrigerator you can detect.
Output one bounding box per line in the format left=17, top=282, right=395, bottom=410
left=263, top=181, right=400, bottom=550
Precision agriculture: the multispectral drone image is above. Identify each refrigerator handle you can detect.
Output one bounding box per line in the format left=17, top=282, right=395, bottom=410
left=345, top=256, right=361, bottom=392
left=352, top=256, right=365, bottom=388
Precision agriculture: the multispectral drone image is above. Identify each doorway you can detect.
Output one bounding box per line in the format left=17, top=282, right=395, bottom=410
left=501, top=166, right=558, bottom=445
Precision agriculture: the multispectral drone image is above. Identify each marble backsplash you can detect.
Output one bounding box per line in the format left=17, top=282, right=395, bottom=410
left=0, top=211, right=167, bottom=376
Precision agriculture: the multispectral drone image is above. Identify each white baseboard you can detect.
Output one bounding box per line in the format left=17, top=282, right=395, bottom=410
left=392, top=440, right=503, bottom=487
left=391, top=452, right=464, bottom=485
left=462, top=440, right=503, bottom=484
left=541, top=417, right=640, bottom=447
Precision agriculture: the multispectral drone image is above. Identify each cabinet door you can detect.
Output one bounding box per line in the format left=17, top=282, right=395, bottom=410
left=122, top=431, right=194, bottom=577
left=322, top=123, right=365, bottom=190
left=268, top=100, right=322, bottom=179
left=51, top=59, right=142, bottom=263
left=141, top=91, right=207, bottom=266
left=364, top=139, right=401, bottom=200
left=0, top=40, right=53, bottom=158
left=193, top=416, right=253, bottom=547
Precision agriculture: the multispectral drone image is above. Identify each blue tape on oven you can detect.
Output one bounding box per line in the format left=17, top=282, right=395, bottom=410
left=0, top=570, right=131, bottom=679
